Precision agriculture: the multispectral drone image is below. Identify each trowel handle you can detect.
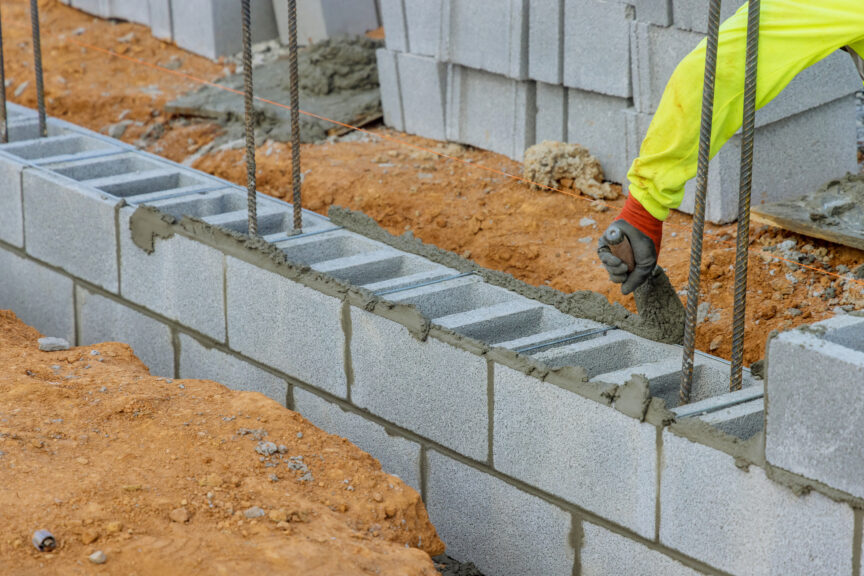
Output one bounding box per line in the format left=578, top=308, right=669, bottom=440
left=605, top=228, right=636, bottom=273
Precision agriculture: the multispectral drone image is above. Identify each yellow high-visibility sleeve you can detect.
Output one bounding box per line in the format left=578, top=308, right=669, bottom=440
left=628, top=0, right=864, bottom=221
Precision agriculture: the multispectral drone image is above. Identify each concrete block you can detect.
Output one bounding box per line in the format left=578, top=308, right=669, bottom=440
left=108, top=0, right=150, bottom=25
left=22, top=169, right=120, bottom=292
left=312, top=249, right=456, bottom=292
left=293, top=387, right=422, bottom=491
left=376, top=48, right=405, bottom=131
left=765, top=320, right=864, bottom=500
left=397, top=52, right=447, bottom=141
left=70, top=0, right=109, bottom=18
left=426, top=450, right=576, bottom=576
left=277, top=229, right=384, bottom=266
left=700, top=397, right=763, bottom=440
left=446, top=65, right=536, bottom=161
left=535, top=82, right=567, bottom=143
left=379, top=0, right=407, bottom=52
left=494, top=364, right=657, bottom=538
left=445, top=0, right=528, bottom=79
left=404, top=0, right=444, bottom=57
left=678, top=96, right=858, bottom=223
left=173, top=0, right=279, bottom=61
left=627, top=0, right=671, bottom=26
left=350, top=307, right=488, bottom=460
left=661, top=429, right=855, bottom=575
left=528, top=0, right=563, bottom=85
left=581, top=522, right=703, bottom=576
left=149, top=0, right=174, bottom=40
left=0, top=248, right=74, bottom=342
left=563, top=0, right=633, bottom=98
left=567, top=88, right=629, bottom=183
left=0, top=133, right=121, bottom=166
left=225, top=256, right=347, bottom=397
left=673, top=0, right=743, bottom=33
left=178, top=333, right=288, bottom=405
left=202, top=201, right=332, bottom=242
left=76, top=286, right=174, bottom=378
left=0, top=154, right=26, bottom=248
left=387, top=275, right=516, bottom=319
left=118, top=206, right=225, bottom=340
left=275, top=0, right=379, bottom=47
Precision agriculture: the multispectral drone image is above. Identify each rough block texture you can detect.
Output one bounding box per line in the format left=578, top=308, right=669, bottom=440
left=119, top=208, right=225, bottom=341
left=23, top=170, right=120, bottom=293
left=379, top=0, right=407, bottom=52
left=673, top=0, right=744, bottom=33
left=225, top=257, right=347, bottom=397
left=426, top=450, right=576, bottom=576
left=173, top=0, right=278, bottom=60
left=149, top=0, right=173, bottom=40
left=0, top=248, right=75, bottom=343
left=494, top=365, right=656, bottom=538
left=528, top=0, right=563, bottom=85
left=447, top=65, right=536, bottom=161
left=0, top=155, right=26, bottom=248
left=765, top=322, right=864, bottom=500
left=446, top=0, right=528, bottom=79
left=275, top=0, right=379, bottom=46
left=628, top=0, right=671, bottom=26
left=563, top=0, right=633, bottom=98
left=76, top=286, right=174, bottom=378
left=376, top=49, right=405, bottom=132
left=581, top=522, right=704, bottom=576
left=661, top=430, right=855, bottom=575
left=404, top=0, right=444, bottom=57
left=293, top=387, right=422, bottom=491
left=397, top=52, right=448, bottom=141
left=178, top=333, right=288, bottom=405
left=535, top=82, right=567, bottom=143
left=567, top=89, right=629, bottom=183
left=350, top=308, right=488, bottom=461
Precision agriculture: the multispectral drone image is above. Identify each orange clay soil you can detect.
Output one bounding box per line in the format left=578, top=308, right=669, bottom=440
left=4, top=0, right=864, bottom=365
left=0, top=310, right=443, bottom=575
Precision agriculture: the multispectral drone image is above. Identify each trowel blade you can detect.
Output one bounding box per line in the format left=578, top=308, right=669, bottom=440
left=633, top=266, right=685, bottom=345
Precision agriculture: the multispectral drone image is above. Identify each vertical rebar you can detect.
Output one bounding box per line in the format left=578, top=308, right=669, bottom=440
left=287, top=0, right=302, bottom=232
left=680, top=0, right=723, bottom=405
left=29, top=0, right=46, bottom=137
left=241, top=0, right=257, bottom=236
left=730, top=0, right=761, bottom=391
left=0, top=2, right=8, bottom=144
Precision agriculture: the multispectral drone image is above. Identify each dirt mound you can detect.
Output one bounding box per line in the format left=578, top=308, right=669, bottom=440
left=0, top=310, right=443, bottom=575
left=523, top=141, right=620, bottom=200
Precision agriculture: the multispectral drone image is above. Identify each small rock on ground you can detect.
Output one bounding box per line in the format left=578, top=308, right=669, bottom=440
left=169, top=507, right=190, bottom=523
left=244, top=506, right=266, bottom=519
left=38, top=337, right=70, bottom=352
left=89, top=550, right=107, bottom=565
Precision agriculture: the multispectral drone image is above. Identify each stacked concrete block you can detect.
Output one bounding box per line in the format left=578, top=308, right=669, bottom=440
left=673, top=0, right=743, bottom=33
left=275, top=0, right=380, bottom=47
left=375, top=49, right=404, bottom=131
left=661, top=429, right=855, bottom=575
left=445, top=0, right=528, bottom=79
left=172, top=0, right=279, bottom=61
left=528, top=0, right=564, bottom=85
left=178, top=333, right=288, bottom=404
left=76, top=286, right=175, bottom=377
left=293, top=387, right=422, bottom=491
left=426, top=450, right=577, bottom=576
left=580, top=522, right=703, bottom=576
left=765, top=316, right=864, bottom=501
left=398, top=53, right=448, bottom=142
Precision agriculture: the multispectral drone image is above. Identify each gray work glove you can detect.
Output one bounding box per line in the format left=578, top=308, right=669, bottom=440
left=597, top=220, right=658, bottom=295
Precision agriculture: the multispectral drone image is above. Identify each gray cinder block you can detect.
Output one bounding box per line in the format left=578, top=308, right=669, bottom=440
left=397, top=52, right=448, bottom=141
left=108, top=0, right=151, bottom=25
left=379, top=0, right=407, bottom=52
left=581, top=522, right=703, bottom=576
left=445, top=0, right=528, bottom=79
left=673, top=0, right=744, bottom=33
left=118, top=206, right=226, bottom=341
left=426, top=450, right=576, bottom=576
left=700, top=397, right=763, bottom=440
left=661, top=429, right=855, bottom=575
left=178, top=333, right=288, bottom=405
left=173, top=0, right=279, bottom=61
left=76, top=286, right=174, bottom=377
left=350, top=308, right=488, bottom=460
left=70, top=0, right=109, bottom=18
left=535, top=82, right=567, bottom=143
left=0, top=248, right=74, bottom=343
left=22, top=170, right=121, bottom=293
left=149, top=0, right=174, bottom=40
left=765, top=317, right=864, bottom=500
left=0, top=153, right=27, bottom=248
left=404, top=0, right=445, bottom=57
left=493, top=364, right=657, bottom=538
left=563, top=0, right=633, bottom=98
left=376, top=48, right=405, bottom=131
left=528, top=0, right=563, bottom=85
left=274, top=0, right=380, bottom=47
left=293, top=387, right=422, bottom=491
left=225, top=256, right=347, bottom=397
left=567, top=88, right=629, bottom=183
left=446, top=65, right=536, bottom=161
left=626, top=0, right=672, bottom=25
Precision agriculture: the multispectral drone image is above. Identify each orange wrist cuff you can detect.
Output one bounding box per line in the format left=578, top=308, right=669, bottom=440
left=615, top=194, right=663, bottom=255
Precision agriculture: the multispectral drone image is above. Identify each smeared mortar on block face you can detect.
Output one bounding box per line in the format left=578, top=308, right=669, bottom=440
left=328, top=206, right=685, bottom=345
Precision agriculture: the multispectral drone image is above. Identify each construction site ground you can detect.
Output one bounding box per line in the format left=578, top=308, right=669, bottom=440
left=6, top=1, right=864, bottom=364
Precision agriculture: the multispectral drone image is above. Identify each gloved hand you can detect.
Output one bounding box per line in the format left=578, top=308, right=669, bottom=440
left=597, top=194, right=663, bottom=295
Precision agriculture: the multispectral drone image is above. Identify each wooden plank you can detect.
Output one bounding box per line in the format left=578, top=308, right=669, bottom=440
left=752, top=207, right=864, bottom=252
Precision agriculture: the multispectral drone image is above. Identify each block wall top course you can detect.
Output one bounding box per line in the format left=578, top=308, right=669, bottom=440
left=445, top=0, right=528, bottom=80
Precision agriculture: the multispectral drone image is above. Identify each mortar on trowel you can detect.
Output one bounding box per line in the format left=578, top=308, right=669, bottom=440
left=603, top=227, right=686, bottom=343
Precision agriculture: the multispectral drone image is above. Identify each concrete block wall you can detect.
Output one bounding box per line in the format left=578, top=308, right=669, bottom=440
left=377, top=0, right=860, bottom=221
left=2, top=106, right=863, bottom=575
left=64, top=0, right=380, bottom=60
